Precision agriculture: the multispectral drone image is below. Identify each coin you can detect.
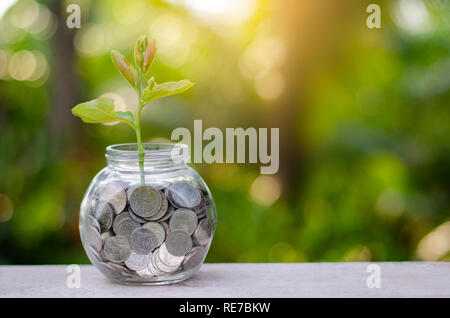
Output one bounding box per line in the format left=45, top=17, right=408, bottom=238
left=166, top=182, right=202, bottom=209
left=98, top=181, right=127, bottom=214
left=103, top=261, right=135, bottom=276
left=160, top=221, right=169, bottom=234
left=126, top=184, right=139, bottom=200
left=96, top=261, right=134, bottom=278
left=87, top=245, right=103, bottom=262
left=136, top=266, right=153, bottom=277
left=165, top=230, right=193, bottom=256
left=128, top=208, right=147, bottom=224
left=197, top=210, right=207, bottom=220
left=88, top=215, right=101, bottom=233
left=169, top=208, right=198, bottom=235
left=142, top=222, right=166, bottom=247
left=146, top=191, right=168, bottom=221
left=116, top=218, right=141, bottom=238
left=129, top=185, right=162, bottom=219
left=154, top=251, right=180, bottom=273
left=87, top=225, right=103, bottom=252
left=124, top=251, right=151, bottom=271
left=101, top=231, right=113, bottom=240
left=148, top=252, right=165, bottom=276
left=112, top=212, right=131, bottom=234
left=130, top=227, right=157, bottom=254
left=193, top=218, right=212, bottom=246
left=103, top=235, right=131, bottom=263
left=158, top=204, right=174, bottom=222
left=94, top=201, right=114, bottom=232
left=158, top=243, right=184, bottom=266
left=182, top=246, right=206, bottom=271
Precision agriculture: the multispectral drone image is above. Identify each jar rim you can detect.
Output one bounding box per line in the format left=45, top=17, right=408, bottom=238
left=106, top=142, right=189, bottom=164
left=107, top=142, right=188, bottom=154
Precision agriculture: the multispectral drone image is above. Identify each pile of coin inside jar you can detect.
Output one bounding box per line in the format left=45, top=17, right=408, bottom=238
left=85, top=181, right=213, bottom=278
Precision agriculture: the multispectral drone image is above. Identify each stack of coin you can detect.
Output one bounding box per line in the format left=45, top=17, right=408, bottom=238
left=85, top=181, right=213, bottom=278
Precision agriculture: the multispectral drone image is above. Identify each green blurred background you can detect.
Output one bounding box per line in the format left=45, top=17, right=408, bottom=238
left=0, top=0, right=449, bottom=265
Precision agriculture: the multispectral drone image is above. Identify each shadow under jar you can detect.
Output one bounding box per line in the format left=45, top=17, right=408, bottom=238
left=79, top=143, right=217, bottom=285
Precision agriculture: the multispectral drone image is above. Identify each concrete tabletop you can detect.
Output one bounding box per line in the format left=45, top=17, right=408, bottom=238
left=0, top=263, right=449, bottom=298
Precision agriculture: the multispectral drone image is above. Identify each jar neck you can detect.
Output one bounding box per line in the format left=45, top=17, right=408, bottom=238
left=105, top=143, right=189, bottom=173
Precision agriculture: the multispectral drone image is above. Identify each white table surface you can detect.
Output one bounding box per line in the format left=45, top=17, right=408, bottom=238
left=0, top=263, right=449, bottom=298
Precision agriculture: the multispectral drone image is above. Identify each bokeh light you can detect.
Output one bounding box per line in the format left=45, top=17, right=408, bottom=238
left=417, top=221, right=450, bottom=261
left=0, top=0, right=448, bottom=266
left=250, top=175, right=282, bottom=206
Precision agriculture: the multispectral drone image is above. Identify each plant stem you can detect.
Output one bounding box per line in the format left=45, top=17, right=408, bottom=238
left=136, top=72, right=145, bottom=186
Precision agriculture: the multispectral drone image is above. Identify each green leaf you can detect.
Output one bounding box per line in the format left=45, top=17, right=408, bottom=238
left=142, top=79, right=194, bottom=105
left=111, top=50, right=138, bottom=88
left=115, top=110, right=136, bottom=127
left=71, top=98, right=135, bottom=127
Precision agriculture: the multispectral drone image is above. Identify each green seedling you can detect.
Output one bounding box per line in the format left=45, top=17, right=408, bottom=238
left=72, top=36, right=194, bottom=185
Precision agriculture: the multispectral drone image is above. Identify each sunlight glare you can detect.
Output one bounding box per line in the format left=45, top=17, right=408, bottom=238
left=0, top=0, right=17, bottom=19
left=183, top=0, right=256, bottom=24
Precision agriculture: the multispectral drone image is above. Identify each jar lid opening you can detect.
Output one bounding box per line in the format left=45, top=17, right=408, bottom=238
left=106, top=143, right=189, bottom=164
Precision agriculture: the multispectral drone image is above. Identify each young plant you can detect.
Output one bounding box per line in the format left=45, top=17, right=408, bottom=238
left=72, top=36, right=194, bottom=185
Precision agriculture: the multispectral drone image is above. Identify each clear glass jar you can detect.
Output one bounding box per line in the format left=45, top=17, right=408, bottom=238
left=79, top=143, right=217, bottom=285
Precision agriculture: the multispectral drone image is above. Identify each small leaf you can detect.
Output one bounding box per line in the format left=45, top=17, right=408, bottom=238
left=115, top=110, right=136, bottom=127
left=111, top=50, right=138, bottom=88
left=134, top=35, right=148, bottom=69
left=71, top=98, right=135, bottom=128
left=142, top=79, right=194, bottom=105
left=143, top=39, right=157, bottom=73
left=72, top=98, right=120, bottom=124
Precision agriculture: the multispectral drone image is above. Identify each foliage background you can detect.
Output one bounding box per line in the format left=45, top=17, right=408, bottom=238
left=0, top=0, right=449, bottom=264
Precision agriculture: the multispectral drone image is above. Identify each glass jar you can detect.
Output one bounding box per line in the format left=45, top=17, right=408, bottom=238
left=79, top=143, right=217, bottom=285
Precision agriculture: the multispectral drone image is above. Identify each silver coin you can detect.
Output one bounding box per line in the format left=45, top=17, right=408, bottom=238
left=103, top=235, right=131, bottom=263
left=146, top=191, right=168, bottom=221
left=87, top=225, right=103, bottom=252
left=160, top=221, right=169, bottom=234
left=95, top=261, right=122, bottom=278
left=158, top=243, right=184, bottom=266
left=197, top=210, right=208, bottom=220
left=167, top=182, right=202, bottom=209
left=165, top=229, right=193, bottom=256
left=130, top=227, right=157, bottom=254
left=129, top=185, right=162, bottom=219
left=124, top=250, right=150, bottom=271
left=88, top=215, right=101, bottom=233
left=136, top=266, right=153, bottom=277
left=112, top=212, right=131, bottom=234
left=169, top=208, right=198, bottom=235
left=193, top=194, right=206, bottom=214
left=94, top=201, right=114, bottom=232
left=116, top=218, right=141, bottom=238
left=151, top=249, right=166, bottom=273
left=87, top=245, right=103, bottom=262
left=193, top=218, right=212, bottom=246
left=126, top=184, right=139, bottom=199
left=101, top=231, right=113, bottom=240
left=158, top=205, right=175, bottom=222
left=98, top=181, right=127, bottom=214
left=103, top=261, right=135, bottom=276
left=142, top=222, right=166, bottom=247
left=182, top=246, right=206, bottom=270
left=155, top=250, right=180, bottom=273
left=128, top=208, right=147, bottom=224
left=148, top=252, right=165, bottom=276
left=194, top=204, right=206, bottom=216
